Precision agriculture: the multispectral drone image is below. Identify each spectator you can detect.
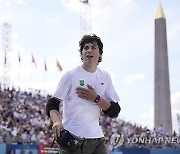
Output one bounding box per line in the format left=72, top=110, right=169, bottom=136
left=0, top=87, right=179, bottom=151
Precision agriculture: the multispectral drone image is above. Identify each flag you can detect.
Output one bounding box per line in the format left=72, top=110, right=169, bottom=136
left=178, top=114, right=180, bottom=121
left=44, top=60, right=47, bottom=71
left=4, top=52, right=7, bottom=65
left=80, top=0, right=88, bottom=4
left=32, top=54, right=37, bottom=68
left=56, top=59, right=62, bottom=71
left=18, top=52, right=21, bottom=64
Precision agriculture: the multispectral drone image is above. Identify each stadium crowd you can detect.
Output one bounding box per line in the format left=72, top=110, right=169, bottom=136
left=0, top=86, right=179, bottom=152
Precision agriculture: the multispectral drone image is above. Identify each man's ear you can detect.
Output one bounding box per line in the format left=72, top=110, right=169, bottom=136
left=98, top=55, right=102, bottom=62
left=81, top=55, right=83, bottom=61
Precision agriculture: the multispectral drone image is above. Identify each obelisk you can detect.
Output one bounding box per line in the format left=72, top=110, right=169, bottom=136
left=154, top=3, right=172, bottom=134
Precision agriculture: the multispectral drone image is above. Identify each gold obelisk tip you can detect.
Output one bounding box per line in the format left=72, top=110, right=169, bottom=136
left=155, top=3, right=165, bottom=19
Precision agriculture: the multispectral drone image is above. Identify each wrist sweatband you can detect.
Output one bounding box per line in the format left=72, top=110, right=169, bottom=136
left=93, top=95, right=100, bottom=103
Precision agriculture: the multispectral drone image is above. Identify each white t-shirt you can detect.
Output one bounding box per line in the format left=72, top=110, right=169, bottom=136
left=53, top=66, right=120, bottom=138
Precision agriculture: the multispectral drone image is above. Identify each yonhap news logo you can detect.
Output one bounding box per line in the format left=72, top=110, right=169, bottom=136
left=110, top=132, right=180, bottom=148
left=110, top=133, right=124, bottom=148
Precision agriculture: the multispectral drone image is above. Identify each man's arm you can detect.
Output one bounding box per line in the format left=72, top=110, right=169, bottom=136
left=46, top=97, right=60, bottom=117
left=76, top=84, right=121, bottom=118
left=46, top=97, right=63, bottom=138
left=101, top=101, right=121, bottom=118
left=50, top=110, right=63, bottom=139
left=93, top=95, right=121, bottom=118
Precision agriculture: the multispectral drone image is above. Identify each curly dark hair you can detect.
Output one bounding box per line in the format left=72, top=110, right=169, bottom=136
left=79, top=34, right=103, bottom=62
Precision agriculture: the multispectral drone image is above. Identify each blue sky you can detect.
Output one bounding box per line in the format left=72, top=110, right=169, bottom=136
left=0, top=0, right=180, bottom=134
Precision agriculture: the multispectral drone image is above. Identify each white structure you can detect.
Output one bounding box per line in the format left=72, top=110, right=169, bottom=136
left=79, top=0, right=92, bottom=37
left=154, top=3, right=172, bottom=134
left=1, top=23, right=12, bottom=89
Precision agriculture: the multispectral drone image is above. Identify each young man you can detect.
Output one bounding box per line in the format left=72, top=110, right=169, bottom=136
left=46, top=34, right=121, bottom=154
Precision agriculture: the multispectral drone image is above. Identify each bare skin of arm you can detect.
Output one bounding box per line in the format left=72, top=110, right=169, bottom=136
left=50, top=105, right=64, bottom=139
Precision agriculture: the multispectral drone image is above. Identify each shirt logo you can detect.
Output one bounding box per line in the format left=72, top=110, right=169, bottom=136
left=79, top=80, right=84, bottom=86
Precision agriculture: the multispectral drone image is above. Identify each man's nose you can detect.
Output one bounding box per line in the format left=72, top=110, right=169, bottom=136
left=87, top=48, right=92, bottom=53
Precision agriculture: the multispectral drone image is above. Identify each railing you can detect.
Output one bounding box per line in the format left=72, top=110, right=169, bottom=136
left=1, top=144, right=180, bottom=154
left=111, top=147, right=180, bottom=154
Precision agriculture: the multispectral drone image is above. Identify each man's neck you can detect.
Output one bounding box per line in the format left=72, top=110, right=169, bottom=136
left=82, top=64, right=97, bottom=73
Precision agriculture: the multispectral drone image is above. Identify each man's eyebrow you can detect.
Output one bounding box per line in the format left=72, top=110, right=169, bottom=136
left=84, top=44, right=89, bottom=47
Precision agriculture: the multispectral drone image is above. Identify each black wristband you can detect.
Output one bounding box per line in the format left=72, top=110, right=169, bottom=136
left=93, top=95, right=100, bottom=103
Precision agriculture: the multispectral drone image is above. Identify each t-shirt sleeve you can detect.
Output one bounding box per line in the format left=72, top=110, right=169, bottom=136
left=53, top=72, right=72, bottom=100
left=104, top=72, right=120, bottom=102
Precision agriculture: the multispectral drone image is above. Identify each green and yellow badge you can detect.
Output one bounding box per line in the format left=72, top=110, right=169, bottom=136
left=79, top=80, right=84, bottom=86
